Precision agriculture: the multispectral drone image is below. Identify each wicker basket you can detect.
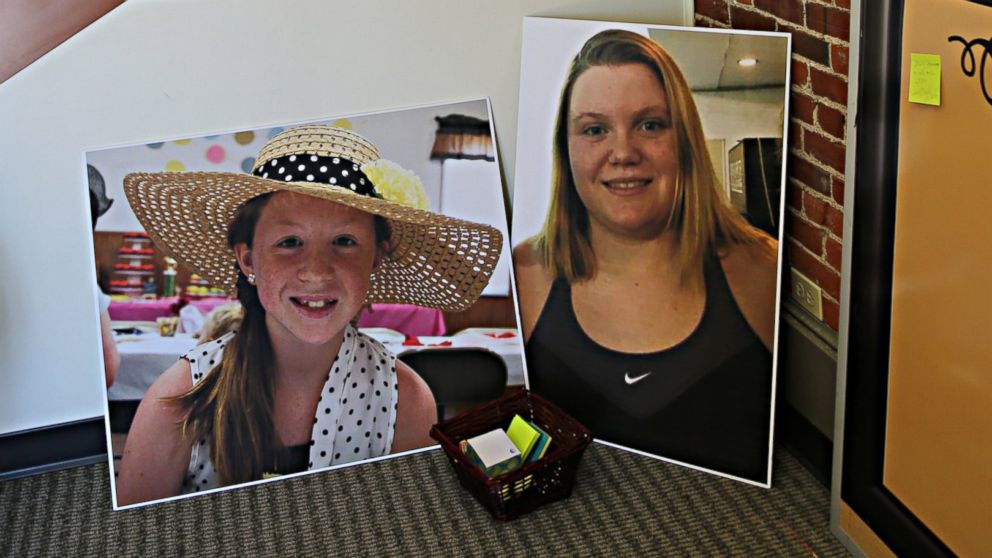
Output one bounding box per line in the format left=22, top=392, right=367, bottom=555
left=430, top=389, right=593, bottom=521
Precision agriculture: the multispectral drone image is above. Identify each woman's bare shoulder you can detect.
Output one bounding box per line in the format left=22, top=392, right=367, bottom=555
left=391, top=360, right=437, bottom=453
left=719, top=234, right=780, bottom=351
left=150, top=358, right=195, bottom=399
left=722, top=234, right=778, bottom=276
left=512, top=238, right=555, bottom=342
left=512, top=237, right=542, bottom=266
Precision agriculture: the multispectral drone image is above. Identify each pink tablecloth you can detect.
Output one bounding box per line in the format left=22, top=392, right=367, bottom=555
left=357, top=304, right=446, bottom=337
left=108, top=297, right=234, bottom=321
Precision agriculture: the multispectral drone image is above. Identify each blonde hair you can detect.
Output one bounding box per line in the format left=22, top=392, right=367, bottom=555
left=536, top=29, right=765, bottom=286
left=196, top=303, right=243, bottom=345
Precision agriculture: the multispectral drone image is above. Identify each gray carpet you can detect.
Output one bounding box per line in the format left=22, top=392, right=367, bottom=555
left=0, top=444, right=849, bottom=557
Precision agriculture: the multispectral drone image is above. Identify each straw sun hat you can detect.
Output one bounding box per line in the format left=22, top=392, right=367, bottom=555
left=123, top=125, right=503, bottom=311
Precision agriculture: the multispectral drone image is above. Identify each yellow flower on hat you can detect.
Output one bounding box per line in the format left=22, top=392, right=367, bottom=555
left=361, top=159, right=430, bottom=211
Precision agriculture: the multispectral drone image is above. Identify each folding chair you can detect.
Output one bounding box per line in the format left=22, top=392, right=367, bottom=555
left=398, top=348, right=508, bottom=421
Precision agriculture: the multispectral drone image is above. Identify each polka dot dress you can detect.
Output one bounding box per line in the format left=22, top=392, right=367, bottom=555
left=179, top=324, right=398, bottom=494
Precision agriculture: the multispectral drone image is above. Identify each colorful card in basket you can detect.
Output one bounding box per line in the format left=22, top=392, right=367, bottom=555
left=465, top=429, right=522, bottom=476
left=506, top=415, right=540, bottom=460
left=526, top=420, right=552, bottom=463
left=460, top=439, right=486, bottom=472
left=501, top=420, right=554, bottom=500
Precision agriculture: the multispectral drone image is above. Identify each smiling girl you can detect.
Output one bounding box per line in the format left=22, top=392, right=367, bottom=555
left=116, top=126, right=502, bottom=506
left=514, top=30, right=779, bottom=483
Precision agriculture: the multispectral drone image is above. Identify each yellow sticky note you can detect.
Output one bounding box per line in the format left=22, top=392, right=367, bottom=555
left=909, top=53, right=941, bottom=106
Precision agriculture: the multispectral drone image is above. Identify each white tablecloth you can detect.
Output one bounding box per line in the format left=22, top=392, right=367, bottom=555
left=108, top=329, right=526, bottom=402
left=108, top=333, right=198, bottom=401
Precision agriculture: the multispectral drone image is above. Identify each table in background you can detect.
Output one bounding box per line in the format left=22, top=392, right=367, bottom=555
left=108, top=297, right=233, bottom=322
left=357, top=304, right=446, bottom=336
left=110, top=328, right=524, bottom=405
left=108, top=332, right=198, bottom=401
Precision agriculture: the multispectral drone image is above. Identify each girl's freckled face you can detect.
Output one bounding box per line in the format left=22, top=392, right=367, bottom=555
left=235, top=192, right=380, bottom=348
left=567, top=63, right=679, bottom=239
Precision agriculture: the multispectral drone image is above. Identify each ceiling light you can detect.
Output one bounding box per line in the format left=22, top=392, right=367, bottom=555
left=738, top=58, right=758, bottom=67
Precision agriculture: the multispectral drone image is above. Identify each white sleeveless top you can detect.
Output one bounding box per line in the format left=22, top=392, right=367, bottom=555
left=179, top=324, right=398, bottom=494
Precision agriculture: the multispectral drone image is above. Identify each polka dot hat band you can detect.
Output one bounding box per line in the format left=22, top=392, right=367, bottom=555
left=254, top=154, right=377, bottom=197
left=123, top=125, right=503, bottom=312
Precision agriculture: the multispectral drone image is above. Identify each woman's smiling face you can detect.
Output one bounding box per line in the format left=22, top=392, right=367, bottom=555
left=567, top=63, right=680, bottom=240
left=234, top=191, right=381, bottom=348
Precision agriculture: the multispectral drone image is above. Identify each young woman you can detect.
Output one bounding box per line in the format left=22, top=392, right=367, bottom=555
left=514, top=30, right=779, bottom=483
left=116, top=125, right=502, bottom=505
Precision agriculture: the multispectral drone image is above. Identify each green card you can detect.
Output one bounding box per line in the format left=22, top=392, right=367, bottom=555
left=909, top=53, right=941, bottom=106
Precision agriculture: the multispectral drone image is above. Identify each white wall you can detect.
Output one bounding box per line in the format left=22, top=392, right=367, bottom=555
left=88, top=100, right=492, bottom=232
left=695, top=87, right=785, bottom=150
left=0, top=0, right=690, bottom=436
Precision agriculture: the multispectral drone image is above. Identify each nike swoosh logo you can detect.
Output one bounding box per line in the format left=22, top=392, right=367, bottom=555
left=624, top=372, right=652, bottom=385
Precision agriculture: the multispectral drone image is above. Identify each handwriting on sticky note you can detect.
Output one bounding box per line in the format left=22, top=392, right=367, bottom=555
left=909, top=53, right=941, bottom=106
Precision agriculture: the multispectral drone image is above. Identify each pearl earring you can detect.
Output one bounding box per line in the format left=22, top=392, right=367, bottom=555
left=247, top=273, right=256, bottom=285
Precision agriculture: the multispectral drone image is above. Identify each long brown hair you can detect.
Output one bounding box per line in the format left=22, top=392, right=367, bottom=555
left=536, top=29, right=766, bottom=287
left=170, top=193, right=391, bottom=485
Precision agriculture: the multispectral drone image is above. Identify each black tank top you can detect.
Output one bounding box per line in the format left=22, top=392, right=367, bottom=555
left=526, top=252, right=772, bottom=482
left=263, top=443, right=310, bottom=476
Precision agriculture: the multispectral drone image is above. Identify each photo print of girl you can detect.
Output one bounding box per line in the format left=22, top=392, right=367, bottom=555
left=88, top=99, right=522, bottom=508
left=512, top=18, right=790, bottom=486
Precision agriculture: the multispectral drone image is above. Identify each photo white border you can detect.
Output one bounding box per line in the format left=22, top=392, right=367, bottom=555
left=93, top=98, right=521, bottom=510
left=512, top=17, right=792, bottom=488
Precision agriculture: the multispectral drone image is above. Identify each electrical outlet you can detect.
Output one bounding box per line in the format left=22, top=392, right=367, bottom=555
left=790, top=268, right=823, bottom=319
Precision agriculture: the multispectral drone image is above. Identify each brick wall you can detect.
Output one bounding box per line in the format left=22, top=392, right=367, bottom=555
left=696, top=0, right=850, bottom=332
